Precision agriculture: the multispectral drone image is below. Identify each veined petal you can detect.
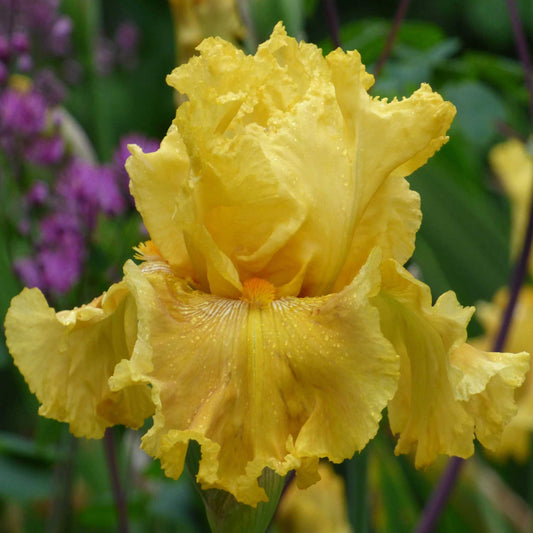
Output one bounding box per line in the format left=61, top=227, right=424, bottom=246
left=372, top=259, right=528, bottom=466
left=110, top=252, right=399, bottom=506
left=4, top=283, right=153, bottom=438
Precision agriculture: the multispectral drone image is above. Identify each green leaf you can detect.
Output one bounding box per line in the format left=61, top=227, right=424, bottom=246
left=249, top=0, right=305, bottom=43
left=0, top=455, right=53, bottom=501
left=185, top=441, right=285, bottom=533
left=441, top=81, right=507, bottom=149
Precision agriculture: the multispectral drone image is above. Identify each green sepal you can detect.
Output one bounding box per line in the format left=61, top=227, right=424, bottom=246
left=186, top=441, right=286, bottom=533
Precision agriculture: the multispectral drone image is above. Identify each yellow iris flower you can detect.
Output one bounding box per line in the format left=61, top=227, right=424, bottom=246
left=275, top=462, right=351, bottom=533
left=5, top=24, right=529, bottom=506
left=476, top=138, right=533, bottom=461
left=168, top=0, right=244, bottom=66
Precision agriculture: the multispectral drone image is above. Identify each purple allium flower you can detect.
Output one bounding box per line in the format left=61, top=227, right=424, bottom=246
left=0, top=36, right=9, bottom=61
left=95, top=37, right=115, bottom=76
left=16, top=53, right=33, bottom=72
left=25, top=134, right=64, bottom=165
left=25, top=180, right=49, bottom=206
left=115, top=21, right=139, bottom=69
left=11, top=31, right=29, bottom=54
left=17, top=218, right=31, bottom=236
left=13, top=256, right=42, bottom=288
left=48, top=16, right=72, bottom=56
left=14, top=244, right=84, bottom=294
left=39, top=247, right=82, bottom=293
left=34, top=69, right=66, bottom=106
left=0, top=88, right=47, bottom=135
left=39, top=211, right=82, bottom=245
left=56, top=158, right=126, bottom=228
left=0, top=62, right=7, bottom=84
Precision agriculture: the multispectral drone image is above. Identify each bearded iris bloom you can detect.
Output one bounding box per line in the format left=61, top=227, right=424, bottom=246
left=5, top=24, right=529, bottom=506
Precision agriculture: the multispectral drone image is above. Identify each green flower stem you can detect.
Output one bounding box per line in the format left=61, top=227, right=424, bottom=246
left=186, top=442, right=285, bottom=533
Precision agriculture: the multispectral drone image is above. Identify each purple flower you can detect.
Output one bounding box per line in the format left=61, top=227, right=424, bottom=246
left=115, top=22, right=139, bottom=69
left=14, top=245, right=84, bottom=294
left=56, top=159, right=126, bottom=228
left=39, top=211, right=82, bottom=245
left=13, top=257, right=42, bottom=289
left=48, top=16, right=72, bottom=56
left=0, top=62, right=7, bottom=84
left=0, top=35, right=9, bottom=61
left=34, top=69, right=66, bottom=106
left=11, top=32, right=29, bottom=54
left=25, top=134, right=64, bottom=165
left=40, top=247, right=82, bottom=293
left=15, top=53, right=33, bottom=72
left=0, top=88, right=47, bottom=135
left=25, top=180, right=49, bottom=206
left=22, top=211, right=87, bottom=293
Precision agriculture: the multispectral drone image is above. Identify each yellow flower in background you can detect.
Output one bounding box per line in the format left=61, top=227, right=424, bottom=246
left=275, top=462, right=352, bottom=533
left=168, top=0, right=244, bottom=66
left=477, top=289, right=533, bottom=461
left=475, top=138, right=533, bottom=461
left=490, top=138, right=533, bottom=265
left=5, top=24, right=529, bottom=506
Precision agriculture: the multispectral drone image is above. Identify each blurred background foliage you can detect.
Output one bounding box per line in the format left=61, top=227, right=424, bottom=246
left=0, top=0, right=532, bottom=531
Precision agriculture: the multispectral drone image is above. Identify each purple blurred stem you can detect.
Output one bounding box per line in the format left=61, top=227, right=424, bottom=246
left=374, top=0, right=412, bottom=79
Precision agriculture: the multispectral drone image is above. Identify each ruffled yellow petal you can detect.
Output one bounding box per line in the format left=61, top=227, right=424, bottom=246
left=489, top=138, right=533, bottom=260
left=450, top=343, right=528, bottom=450
left=110, top=252, right=399, bottom=506
left=4, top=283, right=153, bottom=438
left=477, top=287, right=533, bottom=460
left=126, top=24, right=455, bottom=298
left=372, top=259, right=528, bottom=466
left=275, top=462, right=352, bottom=533
left=127, top=126, right=194, bottom=279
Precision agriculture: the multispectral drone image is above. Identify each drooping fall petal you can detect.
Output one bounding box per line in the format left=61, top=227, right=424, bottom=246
left=109, top=251, right=399, bottom=506
left=372, top=259, right=528, bottom=466
left=4, top=283, right=153, bottom=438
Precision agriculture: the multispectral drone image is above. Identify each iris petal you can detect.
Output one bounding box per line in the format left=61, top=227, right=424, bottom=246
left=5, top=283, right=153, bottom=438
left=110, top=252, right=399, bottom=506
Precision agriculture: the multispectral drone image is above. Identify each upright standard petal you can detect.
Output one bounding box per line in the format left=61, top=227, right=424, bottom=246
left=5, top=283, right=153, bottom=438
left=372, top=260, right=528, bottom=466
left=110, top=252, right=399, bottom=506
left=126, top=23, right=456, bottom=298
